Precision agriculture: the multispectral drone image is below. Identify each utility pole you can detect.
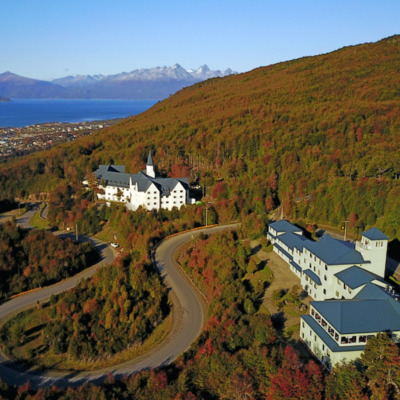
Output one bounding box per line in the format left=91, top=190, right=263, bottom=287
left=76, top=223, right=78, bottom=242
left=343, top=220, right=350, bottom=241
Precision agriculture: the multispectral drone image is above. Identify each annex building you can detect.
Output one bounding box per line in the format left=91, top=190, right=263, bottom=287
left=267, top=220, right=400, bottom=368
left=90, top=152, right=195, bottom=211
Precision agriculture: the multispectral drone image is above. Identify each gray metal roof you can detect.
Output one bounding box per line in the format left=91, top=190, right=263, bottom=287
left=304, top=235, right=366, bottom=266
left=95, top=167, right=130, bottom=188
left=335, top=266, right=385, bottom=289
left=355, top=283, right=391, bottom=300
left=269, top=220, right=303, bottom=234
left=278, top=232, right=308, bottom=251
left=147, top=151, right=154, bottom=167
left=362, top=227, right=389, bottom=241
left=311, top=298, right=400, bottom=334
left=302, top=315, right=365, bottom=353
left=304, top=268, right=322, bottom=285
left=94, top=165, right=189, bottom=195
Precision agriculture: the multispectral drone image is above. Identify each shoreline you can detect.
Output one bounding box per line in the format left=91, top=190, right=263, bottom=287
left=0, top=118, right=122, bottom=162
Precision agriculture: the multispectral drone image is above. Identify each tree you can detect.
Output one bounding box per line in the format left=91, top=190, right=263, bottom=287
left=361, top=333, right=400, bottom=400
left=267, top=346, right=324, bottom=400
left=325, top=363, right=368, bottom=400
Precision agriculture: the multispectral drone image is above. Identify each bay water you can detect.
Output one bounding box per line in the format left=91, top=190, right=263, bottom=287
left=0, top=99, right=158, bottom=128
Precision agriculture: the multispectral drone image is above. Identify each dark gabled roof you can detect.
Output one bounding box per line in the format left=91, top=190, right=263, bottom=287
left=304, top=235, right=366, bottom=266
left=311, top=298, right=400, bottom=334
left=362, top=227, right=389, bottom=241
left=304, top=269, right=322, bottom=285
left=94, top=165, right=190, bottom=194
left=269, top=220, right=303, bottom=234
left=147, top=151, right=154, bottom=167
left=335, top=266, right=385, bottom=290
left=97, top=165, right=125, bottom=173
left=94, top=167, right=130, bottom=188
left=152, top=177, right=189, bottom=196
left=279, top=232, right=309, bottom=251
left=302, top=315, right=365, bottom=353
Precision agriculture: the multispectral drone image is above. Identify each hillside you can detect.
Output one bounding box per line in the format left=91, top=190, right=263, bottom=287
left=1, top=35, right=400, bottom=237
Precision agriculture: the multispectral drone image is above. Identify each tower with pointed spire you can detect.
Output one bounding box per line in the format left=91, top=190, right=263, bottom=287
left=146, top=151, right=155, bottom=178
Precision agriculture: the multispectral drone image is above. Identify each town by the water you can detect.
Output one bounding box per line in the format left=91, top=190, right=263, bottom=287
left=0, top=119, right=121, bottom=161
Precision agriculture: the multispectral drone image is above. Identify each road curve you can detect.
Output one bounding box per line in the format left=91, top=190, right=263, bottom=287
left=0, top=222, right=238, bottom=388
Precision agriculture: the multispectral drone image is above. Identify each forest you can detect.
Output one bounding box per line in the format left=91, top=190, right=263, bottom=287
left=0, top=220, right=96, bottom=297
left=0, top=36, right=399, bottom=239
left=0, top=35, right=399, bottom=398
left=0, top=252, right=169, bottom=367
left=0, top=231, right=398, bottom=399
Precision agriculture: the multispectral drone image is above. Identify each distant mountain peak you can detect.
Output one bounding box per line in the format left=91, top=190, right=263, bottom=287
left=0, top=65, right=236, bottom=99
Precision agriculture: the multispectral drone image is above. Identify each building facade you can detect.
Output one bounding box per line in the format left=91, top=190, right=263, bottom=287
left=267, top=220, right=400, bottom=367
left=89, top=152, right=195, bottom=211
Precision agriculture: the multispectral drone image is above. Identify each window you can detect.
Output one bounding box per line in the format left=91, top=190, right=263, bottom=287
left=325, top=265, right=328, bottom=271
left=321, top=319, right=327, bottom=327
left=359, top=336, right=367, bottom=343
left=323, top=289, right=326, bottom=295
left=335, top=333, right=339, bottom=342
left=324, top=275, right=327, bottom=281
left=336, top=291, right=339, bottom=297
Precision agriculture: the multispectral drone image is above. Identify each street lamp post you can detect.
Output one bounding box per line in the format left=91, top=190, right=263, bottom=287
left=343, top=220, right=350, bottom=241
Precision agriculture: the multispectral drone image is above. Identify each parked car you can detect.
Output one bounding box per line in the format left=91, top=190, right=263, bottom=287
left=111, top=242, right=119, bottom=248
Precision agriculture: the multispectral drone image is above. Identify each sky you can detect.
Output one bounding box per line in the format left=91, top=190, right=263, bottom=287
left=1, top=0, right=399, bottom=81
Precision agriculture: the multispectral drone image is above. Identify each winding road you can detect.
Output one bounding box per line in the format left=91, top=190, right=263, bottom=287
left=0, top=209, right=238, bottom=388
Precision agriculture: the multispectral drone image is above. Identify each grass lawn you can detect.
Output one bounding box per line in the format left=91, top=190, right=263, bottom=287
left=29, top=204, right=50, bottom=229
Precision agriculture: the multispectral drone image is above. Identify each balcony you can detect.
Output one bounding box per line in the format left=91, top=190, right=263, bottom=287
left=356, top=241, right=371, bottom=251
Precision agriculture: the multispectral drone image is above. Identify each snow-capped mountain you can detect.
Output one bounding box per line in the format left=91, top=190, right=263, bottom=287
left=52, top=64, right=235, bottom=86
left=0, top=65, right=236, bottom=99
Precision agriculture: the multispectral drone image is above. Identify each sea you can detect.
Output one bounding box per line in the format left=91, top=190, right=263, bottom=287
left=0, top=99, right=158, bottom=128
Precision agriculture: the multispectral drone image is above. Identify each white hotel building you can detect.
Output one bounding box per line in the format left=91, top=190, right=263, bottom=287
left=267, top=220, right=400, bottom=368
left=90, top=152, right=195, bottom=211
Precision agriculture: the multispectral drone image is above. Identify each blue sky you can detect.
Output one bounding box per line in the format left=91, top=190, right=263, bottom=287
left=1, top=0, right=399, bottom=80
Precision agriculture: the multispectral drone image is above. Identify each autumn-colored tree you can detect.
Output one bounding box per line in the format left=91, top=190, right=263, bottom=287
left=268, top=346, right=324, bottom=400
left=325, top=363, right=368, bottom=400
left=361, top=333, right=400, bottom=400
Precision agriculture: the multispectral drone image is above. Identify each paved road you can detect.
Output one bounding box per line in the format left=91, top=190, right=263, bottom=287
left=0, top=220, right=238, bottom=388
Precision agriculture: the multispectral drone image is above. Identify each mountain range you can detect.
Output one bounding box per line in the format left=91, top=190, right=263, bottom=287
left=0, top=65, right=235, bottom=100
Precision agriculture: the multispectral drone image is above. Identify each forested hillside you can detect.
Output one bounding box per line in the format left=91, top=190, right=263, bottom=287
left=1, top=35, right=400, bottom=236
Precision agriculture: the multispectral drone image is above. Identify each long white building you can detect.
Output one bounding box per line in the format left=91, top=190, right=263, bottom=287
left=267, top=220, right=400, bottom=368
left=91, top=152, right=195, bottom=211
